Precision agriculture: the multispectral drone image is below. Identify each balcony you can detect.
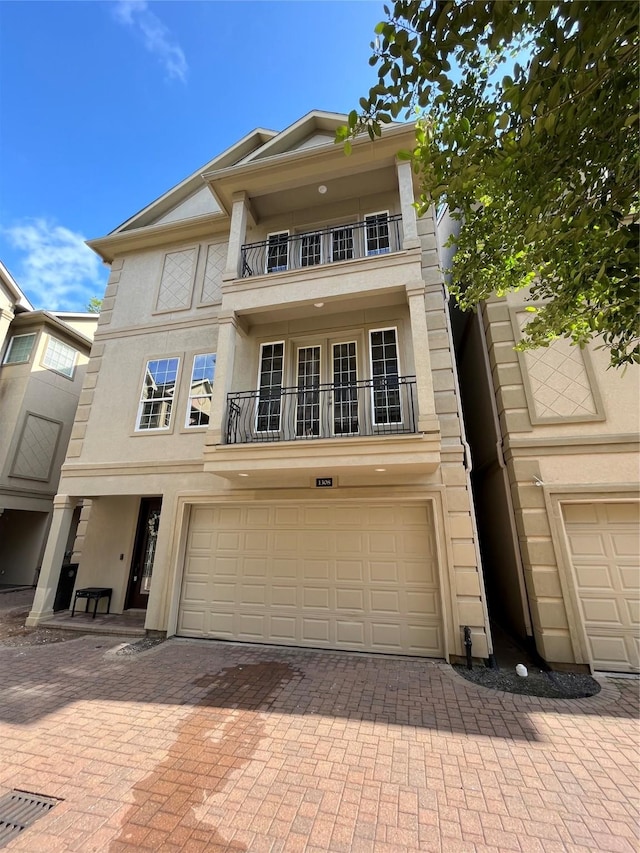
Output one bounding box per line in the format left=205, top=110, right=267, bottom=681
left=225, top=376, right=417, bottom=444
left=203, top=375, right=441, bottom=482
left=240, top=214, right=403, bottom=278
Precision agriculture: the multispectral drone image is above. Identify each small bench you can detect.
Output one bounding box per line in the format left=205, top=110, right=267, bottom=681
left=71, top=587, right=112, bottom=619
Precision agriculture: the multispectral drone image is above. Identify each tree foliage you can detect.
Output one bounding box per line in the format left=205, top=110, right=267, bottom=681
left=339, top=1, right=639, bottom=367
left=86, top=296, right=102, bottom=314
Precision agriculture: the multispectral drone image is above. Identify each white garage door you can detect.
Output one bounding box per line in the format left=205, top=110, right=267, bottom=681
left=564, top=502, right=639, bottom=672
left=178, top=502, right=443, bottom=657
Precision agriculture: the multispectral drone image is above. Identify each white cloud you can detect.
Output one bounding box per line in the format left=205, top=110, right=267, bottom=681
left=113, top=0, right=188, bottom=83
left=2, top=219, right=106, bottom=312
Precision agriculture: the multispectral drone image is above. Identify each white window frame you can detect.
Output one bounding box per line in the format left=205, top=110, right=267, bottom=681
left=135, top=356, right=180, bottom=432
left=331, top=340, right=359, bottom=436
left=365, top=211, right=391, bottom=256
left=42, top=336, right=78, bottom=379
left=369, top=326, right=403, bottom=426
left=255, top=341, right=285, bottom=433
left=184, top=353, right=216, bottom=428
left=2, top=333, right=37, bottom=365
left=265, top=231, right=290, bottom=274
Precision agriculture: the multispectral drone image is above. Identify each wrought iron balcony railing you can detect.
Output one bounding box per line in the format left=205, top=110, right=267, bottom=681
left=240, top=214, right=403, bottom=278
left=225, top=376, right=417, bottom=444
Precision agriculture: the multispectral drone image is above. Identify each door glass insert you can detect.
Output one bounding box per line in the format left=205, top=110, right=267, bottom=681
left=266, top=232, right=289, bottom=273
left=141, top=507, right=161, bottom=593
left=256, top=342, right=284, bottom=432
left=296, top=346, right=321, bottom=437
left=333, top=342, right=358, bottom=435
left=370, top=329, right=402, bottom=424
left=301, top=233, right=322, bottom=267
left=331, top=226, right=354, bottom=262
left=365, top=213, right=390, bottom=255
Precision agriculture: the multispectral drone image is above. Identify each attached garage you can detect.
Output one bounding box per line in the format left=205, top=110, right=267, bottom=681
left=177, top=501, right=444, bottom=657
left=563, top=501, right=639, bottom=672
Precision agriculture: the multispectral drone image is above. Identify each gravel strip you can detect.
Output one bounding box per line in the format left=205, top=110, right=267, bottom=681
left=453, top=663, right=601, bottom=698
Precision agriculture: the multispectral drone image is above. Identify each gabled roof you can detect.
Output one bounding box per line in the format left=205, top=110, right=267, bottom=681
left=237, top=110, right=349, bottom=164
left=0, top=260, right=33, bottom=312
left=110, top=127, right=277, bottom=234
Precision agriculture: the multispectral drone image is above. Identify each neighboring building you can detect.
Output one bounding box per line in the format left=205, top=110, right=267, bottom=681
left=0, top=262, right=98, bottom=588
left=27, top=111, right=492, bottom=664
left=442, top=207, right=640, bottom=673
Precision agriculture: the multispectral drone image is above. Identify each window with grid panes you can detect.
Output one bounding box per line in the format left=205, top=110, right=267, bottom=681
left=42, top=337, right=77, bottom=378
left=186, top=354, right=216, bottom=427
left=266, top=232, right=289, bottom=273
left=256, top=343, right=284, bottom=431
left=370, top=329, right=401, bottom=424
left=136, top=357, right=180, bottom=430
left=365, top=212, right=390, bottom=255
left=3, top=333, right=36, bottom=365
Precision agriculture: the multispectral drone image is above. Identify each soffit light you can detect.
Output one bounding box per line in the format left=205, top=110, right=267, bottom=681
left=318, top=185, right=327, bottom=194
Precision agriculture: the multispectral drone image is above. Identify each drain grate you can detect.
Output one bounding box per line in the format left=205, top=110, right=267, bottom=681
left=0, top=790, right=59, bottom=848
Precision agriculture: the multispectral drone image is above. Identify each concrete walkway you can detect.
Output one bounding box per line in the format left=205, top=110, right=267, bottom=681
left=0, top=633, right=637, bottom=852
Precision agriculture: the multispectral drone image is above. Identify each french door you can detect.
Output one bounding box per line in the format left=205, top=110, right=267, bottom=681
left=256, top=329, right=401, bottom=440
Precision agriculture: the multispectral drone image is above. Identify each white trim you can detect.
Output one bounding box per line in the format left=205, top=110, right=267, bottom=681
left=41, top=335, right=78, bottom=379
left=184, top=352, right=216, bottom=429
left=369, top=326, right=403, bottom=427
left=135, top=356, right=181, bottom=432
left=265, top=231, right=290, bottom=274
left=330, top=340, right=359, bottom=437
left=2, top=332, right=37, bottom=365
left=364, top=210, right=391, bottom=256
left=255, top=341, right=285, bottom=433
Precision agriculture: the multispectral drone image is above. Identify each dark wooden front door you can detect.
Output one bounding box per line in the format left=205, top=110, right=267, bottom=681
left=126, top=497, right=162, bottom=610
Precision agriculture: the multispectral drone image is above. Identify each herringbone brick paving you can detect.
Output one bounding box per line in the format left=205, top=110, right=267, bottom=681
left=0, top=632, right=637, bottom=852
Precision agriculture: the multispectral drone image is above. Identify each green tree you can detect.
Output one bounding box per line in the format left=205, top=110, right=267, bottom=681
left=86, top=296, right=102, bottom=314
left=339, top=1, right=639, bottom=367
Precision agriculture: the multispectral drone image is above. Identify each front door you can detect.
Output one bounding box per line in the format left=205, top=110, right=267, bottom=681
left=126, top=497, right=162, bottom=610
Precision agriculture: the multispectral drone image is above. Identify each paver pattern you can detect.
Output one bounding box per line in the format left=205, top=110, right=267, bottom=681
left=0, top=632, right=637, bottom=852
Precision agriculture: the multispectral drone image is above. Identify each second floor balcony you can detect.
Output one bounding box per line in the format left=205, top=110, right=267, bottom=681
left=240, top=213, right=403, bottom=278
left=225, top=375, right=418, bottom=445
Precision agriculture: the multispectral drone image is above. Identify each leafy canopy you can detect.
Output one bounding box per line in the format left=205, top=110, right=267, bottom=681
left=86, top=296, right=102, bottom=314
left=338, top=1, right=639, bottom=367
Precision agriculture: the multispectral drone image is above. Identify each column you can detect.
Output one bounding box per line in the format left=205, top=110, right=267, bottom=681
left=0, top=306, right=16, bottom=351
left=204, top=313, right=239, bottom=447
left=407, top=284, right=439, bottom=433
left=396, top=159, right=420, bottom=250
left=26, top=495, right=78, bottom=626
left=223, top=192, right=250, bottom=281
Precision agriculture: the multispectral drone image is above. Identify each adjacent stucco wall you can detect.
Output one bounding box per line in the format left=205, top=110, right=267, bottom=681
left=482, top=294, right=640, bottom=664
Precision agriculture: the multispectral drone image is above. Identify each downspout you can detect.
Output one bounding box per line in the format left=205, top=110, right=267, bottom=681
left=476, top=304, right=533, bottom=637
left=442, top=288, right=494, bottom=659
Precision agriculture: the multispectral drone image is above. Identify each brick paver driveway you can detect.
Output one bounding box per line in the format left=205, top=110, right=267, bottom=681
left=0, top=633, right=637, bottom=852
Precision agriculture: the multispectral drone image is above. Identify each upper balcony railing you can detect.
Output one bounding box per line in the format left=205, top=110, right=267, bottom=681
left=240, top=214, right=403, bottom=278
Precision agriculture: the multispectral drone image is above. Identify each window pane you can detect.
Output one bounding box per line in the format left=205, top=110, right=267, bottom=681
left=187, top=353, right=216, bottom=427
left=256, top=342, right=284, bottom=431
left=137, top=357, right=179, bottom=430
left=366, top=213, right=390, bottom=255
left=266, top=233, right=289, bottom=273
left=43, top=338, right=77, bottom=377
left=370, top=329, right=402, bottom=424
left=332, top=227, right=354, bottom=262
left=3, top=334, right=36, bottom=364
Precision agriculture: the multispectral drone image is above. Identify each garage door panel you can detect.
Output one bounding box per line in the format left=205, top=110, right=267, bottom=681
left=336, top=588, right=364, bottom=611
left=370, top=561, right=399, bottom=582
left=336, top=561, right=364, bottom=581
left=179, top=502, right=443, bottom=657
left=564, top=501, right=639, bottom=672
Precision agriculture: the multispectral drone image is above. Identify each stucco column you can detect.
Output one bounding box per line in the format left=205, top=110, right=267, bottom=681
left=223, top=192, right=250, bottom=281
left=204, top=313, right=239, bottom=446
left=406, top=284, right=439, bottom=433
left=396, top=159, right=420, bottom=250
left=26, top=495, right=78, bottom=626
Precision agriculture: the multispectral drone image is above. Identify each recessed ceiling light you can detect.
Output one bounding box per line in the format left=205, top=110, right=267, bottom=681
left=238, top=473, right=249, bottom=477
left=375, top=467, right=386, bottom=472
left=314, top=302, right=325, bottom=308
left=318, top=185, right=327, bottom=194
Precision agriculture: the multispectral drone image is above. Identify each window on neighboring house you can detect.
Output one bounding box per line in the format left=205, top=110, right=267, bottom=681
left=266, top=232, right=289, bottom=273
left=332, top=226, right=354, bottom=262
left=365, top=212, right=391, bottom=256
left=136, top=357, right=180, bottom=431
left=3, top=333, right=37, bottom=365
left=186, top=353, right=216, bottom=427
left=256, top=342, right=284, bottom=432
left=370, top=328, right=402, bottom=424
left=42, top=337, right=78, bottom=378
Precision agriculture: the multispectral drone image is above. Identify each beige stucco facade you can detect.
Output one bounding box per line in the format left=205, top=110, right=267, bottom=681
left=0, top=264, right=97, bottom=588
left=451, top=280, right=639, bottom=672
left=28, top=113, right=490, bottom=663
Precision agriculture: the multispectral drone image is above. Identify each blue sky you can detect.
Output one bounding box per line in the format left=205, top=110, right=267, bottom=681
left=0, top=0, right=386, bottom=311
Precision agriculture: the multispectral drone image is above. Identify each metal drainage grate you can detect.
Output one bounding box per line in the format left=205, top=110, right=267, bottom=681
left=0, top=790, right=60, bottom=848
